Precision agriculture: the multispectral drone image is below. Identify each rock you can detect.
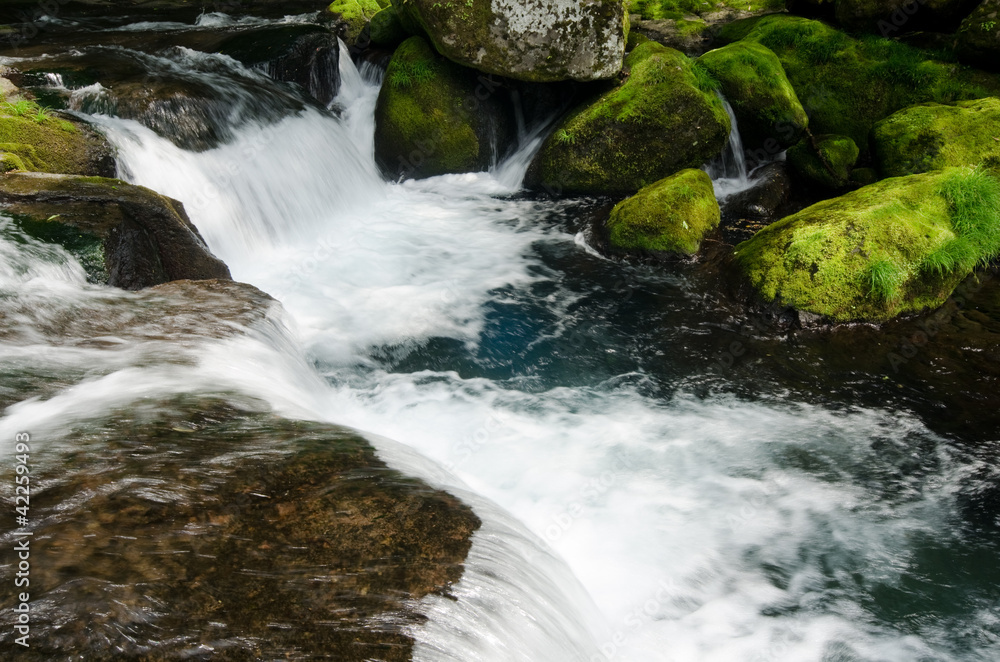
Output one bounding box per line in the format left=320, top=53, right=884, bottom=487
left=525, top=41, right=730, bottom=196
left=0, top=172, right=231, bottom=290
left=734, top=166, right=1000, bottom=321
left=698, top=41, right=808, bottom=152
left=374, top=36, right=514, bottom=179
left=327, top=0, right=387, bottom=44
left=0, top=395, right=480, bottom=661
left=720, top=161, right=792, bottom=243
left=631, top=17, right=714, bottom=55
left=787, top=133, right=859, bottom=189
left=726, top=14, right=1000, bottom=158
left=957, top=0, right=1000, bottom=69
left=605, top=168, right=720, bottom=257
left=873, top=98, right=1000, bottom=177
left=0, top=83, right=113, bottom=177
left=215, top=25, right=342, bottom=105
left=390, top=0, right=628, bottom=82
left=369, top=5, right=410, bottom=47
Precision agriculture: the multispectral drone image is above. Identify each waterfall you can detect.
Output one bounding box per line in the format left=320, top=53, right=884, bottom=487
left=704, top=96, right=753, bottom=201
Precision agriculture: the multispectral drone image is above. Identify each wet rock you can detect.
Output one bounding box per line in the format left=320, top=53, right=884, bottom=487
left=0, top=396, right=480, bottom=661
left=720, top=162, right=792, bottom=243
left=0, top=172, right=231, bottom=289
left=391, top=0, right=628, bottom=82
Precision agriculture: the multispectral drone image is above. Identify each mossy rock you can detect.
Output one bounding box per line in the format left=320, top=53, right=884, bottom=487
left=606, top=168, right=720, bottom=256
left=0, top=172, right=231, bottom=289
left=369, top=5, right=409, bottom=47
left=373, top=36, right=513, bottom=179
left=730, top=14, right=1000, bottom=158
left=873, top=98, right=1000, bottom=177
left=327, top=0, right=385, bottom=44
left=525, top=41, right=730, bottom=196
left=391, top=0, right=628, bottom=82
left=787, top=133, right=859, bottom=189
left=0, top=105, right=111, bottom=176
left=698, top=41, right=807, bottom=152
left=735, top=166, right=1000, bottom=321
left=957, top=0, right=1000, bottom=70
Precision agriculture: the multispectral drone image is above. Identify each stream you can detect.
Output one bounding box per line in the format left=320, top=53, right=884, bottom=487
left=1, top=14, right=1000, bottom=662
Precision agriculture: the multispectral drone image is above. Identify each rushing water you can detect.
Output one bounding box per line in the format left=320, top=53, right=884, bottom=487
left=2, top=21, right=1000, bottom=662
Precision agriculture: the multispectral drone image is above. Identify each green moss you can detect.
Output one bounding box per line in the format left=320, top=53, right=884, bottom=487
left=734, top=166, right=1000, bottom=321
left=606, top=168, right=720, bottom=255
left=328, top=0, right=383, bottom=43
left=626, top=30, right=651, bottom=51
left=373, top=36, right=483, bottom=178
left=0, top=150, right=26, bottom=172
left=630, top=0, right=784, bottom=20
left=369, top=6, right=409, bottom=46
left=527, top=41, right=730, bottom=195
left=733, top=15, right=1000, bottom=157
left=698, top=41, right=807, bottom=151
left=873, top=98, right=1000, bottom=177
left=787, top=134, right=859, bottom=189
left=0, top=105, right=96, bottom=175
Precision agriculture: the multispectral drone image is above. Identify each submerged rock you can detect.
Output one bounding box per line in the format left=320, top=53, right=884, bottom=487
left=605, top=168, right=720, bottom=257
left=0, top=172, right=231, bottom=289
left=374, top=36, right=514, bottom=179
left=698, top=41, right=807, bottom=152
left=787, top=133, right=859, bottom=189
left=873, top=98, right=1000, bottom=177
left=0, top=396, right=480, bottom=661
left=391, top=0, right=628, bottom=82
left=525, top=41, right=730, bottom=196
left=734, top=167, right=1000, bottom=321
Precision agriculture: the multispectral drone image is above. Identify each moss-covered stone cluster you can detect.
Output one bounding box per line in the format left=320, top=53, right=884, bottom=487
left=721, top=14, right=999, bottom=157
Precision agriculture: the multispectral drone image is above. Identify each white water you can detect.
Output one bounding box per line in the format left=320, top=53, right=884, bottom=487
left=705, top=98, right=753, bottom=201
left=3, top=40, right=997, bottom=662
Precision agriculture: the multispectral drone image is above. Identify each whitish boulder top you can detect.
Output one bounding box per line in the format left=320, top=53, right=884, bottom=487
left=392, top=0, right=628, bottom=82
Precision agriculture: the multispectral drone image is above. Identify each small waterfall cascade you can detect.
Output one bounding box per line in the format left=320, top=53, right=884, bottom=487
left=704, top=96, right=754, bottom=200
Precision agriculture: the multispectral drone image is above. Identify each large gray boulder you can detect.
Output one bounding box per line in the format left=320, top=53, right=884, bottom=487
left=391, top=0, right=628, bottom=82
